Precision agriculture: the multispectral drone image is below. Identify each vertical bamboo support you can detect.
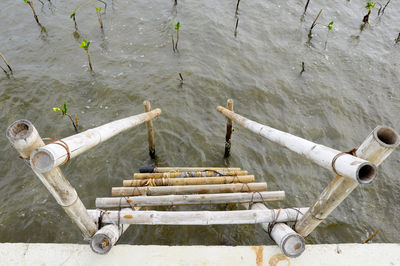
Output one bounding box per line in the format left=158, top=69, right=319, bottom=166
left=224, top=99, right=234, bottom=158
left=6, top=120, right=98, bottom=239
left=251, top=203, right=305, bottom=258
left=143, top=101, right=156, bottom=158
left=295, top=126, right=400, bottom=237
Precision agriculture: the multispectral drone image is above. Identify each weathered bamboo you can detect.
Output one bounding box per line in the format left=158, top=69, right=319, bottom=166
left=251, top=203, right=305, bottom=258
left=90, top=224, right=129, bottom=254
left=112, top=182, right=267, bottom=196
left=6, top=120, right=97, bottom=239
left=224, top=99, right=234, bottom=158
left=295, top=126, right=400, bottom=237
left=152, top=167, right=241, bottom=173
left=123, top=175, right=255, bottom=187
left=88, top=208, right=309, bottom=225
left=143, top=101, right=155, bottom=158
left=96, top=191, right=285, bottom=208
left=133, top=170, right=248, bottom=179
left=30, top=109, right=162, bottom=173
left=217, top=106, right=377, bottom=184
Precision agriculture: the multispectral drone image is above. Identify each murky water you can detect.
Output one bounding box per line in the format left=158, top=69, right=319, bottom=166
left=1, top=0, right=399, bottom=245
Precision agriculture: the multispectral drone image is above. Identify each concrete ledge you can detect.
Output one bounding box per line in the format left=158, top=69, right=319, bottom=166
left=0, top=243, right=399, bottom=266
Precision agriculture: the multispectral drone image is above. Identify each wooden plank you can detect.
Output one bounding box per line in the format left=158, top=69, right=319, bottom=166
left=123, top=175, right=255, bottom=187
left=88, top=208, right=309, bottom=225
left=133, top=170, right=248, bottom=179
left=96, top=191, right=285, bottom=208
left=112, top=182, right=267, bottom=196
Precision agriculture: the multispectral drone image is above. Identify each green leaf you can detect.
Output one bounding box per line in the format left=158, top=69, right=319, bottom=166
left=173, top=21, right=180, bottom=30
left=365, top=2, right=375, bottom=10
left=86, top=41, right=90, bottom=49
left=63, top=103, right=67, bottom=114
left=24, top=0, right=30, bottom=3
left=80, top=38, right=90, bottom=50
left=96, top=7, right=101, bottom=13
left=53, top=107, right=61, bottom=112
left=70, top=10, right=75, bottom=19
left=328, top=21, right=334, bottom=31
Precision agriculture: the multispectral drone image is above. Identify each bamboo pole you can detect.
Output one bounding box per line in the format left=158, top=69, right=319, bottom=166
left=0, top=52, right=12, bottom=73
left=96, top=191, right=285, bottom=208
left=143, top=101, right=155, bottom=158
left=6, top=120, right=97, bottom=239
left=112, top=182, right=268, bottom=196
left=251, top=203, right=305, bottom=258
left=30, top=108, right=162, bottom=173
left=216, top=106, right=377, bottom=184
left=152, top=167, right=241, bottom=172
left=224, top=99, right=234, bottom=158
left=295, top=126, right=400, bottom=237
left=133, top=170, right=248, bottom=179
left=88, top=208, right=309, bottom=225
left=90, top=224, right=128, bottom=254
left=123, top=175, right=255, bottom=187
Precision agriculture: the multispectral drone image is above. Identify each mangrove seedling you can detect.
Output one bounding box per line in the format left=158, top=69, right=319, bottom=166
left=234, top=17, right=239, bottom=37
left=53, top=103, right=79, bottom=132
left=172, top=21, right=180, bottom=52
left=24, top=0, right=42, bottom=26
left=235, top=0, right=241, bottom=15
left=300, top=62, right=305, bottom=75
left=96, top=7, right=103, bottom=29
left=363, top=2, right=375, bottom=24
left=395, top=33, right=400, bottom=44
left=303, top=0, right=311, bottom=17
left=70, top=0, right=107, bottom=30
left=378, top=0, right=390, bottom=16
left=308, top=9, right=322, bottom=39
left=79, top=38, right=93, bottom=72
left=70, top=10, right=78, bottom=30
left=324, top=21, right=334, bottom=50
left=0, top=52, right=13, bottom=74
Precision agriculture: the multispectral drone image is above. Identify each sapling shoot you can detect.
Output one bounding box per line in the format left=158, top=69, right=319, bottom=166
left=79, top=38, right=93, bottom=72
left=70, top=0, right=107, bottom=30
left=0, top=52, right=13, bottom=74
left=178, top=73, right=183, bottom=84
left=24, top=0, right=42, bottom=27
left=234, top=17, right=239, bottom=37
left=302, top=0, right=311, bottom=19
left=324, top=21, right=334, bottom=50
left=53, top=103, right=79, bottom=133
left=235, top=0, right=241, bottom=15
left=308, top=9, right=322, bottom=39
left=172, top=21, right=180, bottom=52
left=96, top=7, right=103, bottom=29
left=300, top=62, right=305, bottom=75
left=70, top=10, right=78, bottom=30
left=378, top=0, right=391, bottom=16
left=395, top=33, right=400, bottom=44
left=363, top=2, right=375, bottom=24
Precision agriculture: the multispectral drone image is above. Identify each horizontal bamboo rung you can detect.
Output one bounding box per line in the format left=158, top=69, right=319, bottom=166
left=112, top=182, right=268, bottom=196
left=88, top=208, right=309, bottom=225
left=133, top=170, right=248, bottom=179
left=123, top=175, right=255, bottom=187
left=96, top=191, right=285, bottom=208
left=153, top=167, right=241, bottom=173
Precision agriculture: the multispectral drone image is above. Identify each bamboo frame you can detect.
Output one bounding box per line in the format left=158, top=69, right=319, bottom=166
left=295, top=126, right=400, bottom=237
left=133, top=170, right=248, bottom=179
left=96, top=191, right=285, bottom=208
left=6, top=120, right=97, bottom=239
left=88, top=208, right=309, bottom=225
left=217, top=106, right=377, bottom=184
left=112, top=182, right=268, bottom=196
left=143, top=101, right=156, bottom=158
left=153, top=167, right=241, bottom=173
left=123, top=175, right=255, bottom=187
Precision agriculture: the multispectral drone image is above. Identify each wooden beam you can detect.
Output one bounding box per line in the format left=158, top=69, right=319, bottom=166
left=133, top=170, right=248, bottom=179
left=143, top=100, right=156, bottom=159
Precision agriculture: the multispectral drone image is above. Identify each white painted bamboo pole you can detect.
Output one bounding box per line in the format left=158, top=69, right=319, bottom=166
left=224, top=99, right=234, bottom=158
left=152, top=167, right=241, bottom=173
left=90, top=224, right=129, bottom=254
left=96, top=191, right=285, bottom=208
left=217, top=106, right=377, bottom=184
left=143, top=101, right=156, bottom=159
left=123, top=175, right=255, bottom=187
left=112, top=182, right=268, bottom=196
left=251, top=203, right=305, bottom=258
left=30, top=108, right=162, bottom=173
left=133, top=170, right=248, bottom=179
left=295, top=126, right=400, bottom=237
left=88, top=208, right=309, bottom=225
left=6, top=120, right=98, bottom=239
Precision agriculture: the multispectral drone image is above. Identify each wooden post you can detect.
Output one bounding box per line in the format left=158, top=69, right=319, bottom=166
left=295, top=126, right=400, bottom=237
left=6, top=120, right=97, bottom=239
left=30, top=108, right=162, bottom=173
left=224, top=99, right=234, bottom=158
left=87, top=208, right=309, bottom=225
left=123, top=175, right=255, bottom=187
left=112, top=182, right=268, bottom=196
left=143, top=100, right=156, bottom=159
left=217, top=106, right=377, bottom=183
left=96, top=191, right=285, bottom=208
left=251, top=203, right=305, bottom=258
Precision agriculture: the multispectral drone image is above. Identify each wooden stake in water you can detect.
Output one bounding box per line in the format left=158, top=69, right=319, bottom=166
left=143, top=100, right=156, bottom=158
left=224, top=99, right=234, bottom=158
left=0, top=52, right=12, bottom=73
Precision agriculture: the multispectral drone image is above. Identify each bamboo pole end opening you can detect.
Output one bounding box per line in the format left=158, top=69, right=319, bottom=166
left=30, top=149, right=55, bottom=173
left=357, top=163, right=376, bottom=184
left=280, top=233, right=306, bottom=258
left=6, top=120, right=33, bottom=141
left=374, top=126, right=400, bottom=148
left=216, top=106, right=224, bottom=112
left=90, top=232, right=113, bottom=254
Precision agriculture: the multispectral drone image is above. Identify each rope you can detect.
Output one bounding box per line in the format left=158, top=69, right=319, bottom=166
left=331, top=148, right=357, bottom=176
